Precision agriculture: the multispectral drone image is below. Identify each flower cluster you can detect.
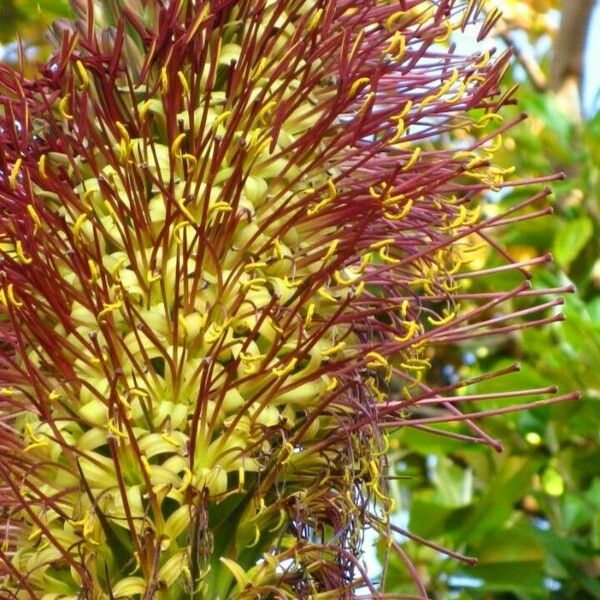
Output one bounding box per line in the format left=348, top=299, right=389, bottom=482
left=0, top=1, right=575, bottom=598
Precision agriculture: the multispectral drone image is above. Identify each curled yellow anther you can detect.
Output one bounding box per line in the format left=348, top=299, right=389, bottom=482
left=75, top=60, right=89, bottom=89
left=304, top=303, right=315, bottom=328
left=73, top=214, right=88, bottom=240
left=272, top=357, right=297, bottom=378
left=369, top=238, right=395, bottom=250
left=379, top=246, right=400, bottom=264
left=6, top=284, right=22, bottom=307
left=401, top=147, right=421, bottom=171
left=88, top=259, right=99, bottom=282
left=349, top=77, right=371, bottom=97
left=160, top=67, right=169, bottom=94
left=213, top=110, right=232, bottom=130
left=177, top=70, right=190, bottom=98
left=321, top=341, right=346, bottom=358
left=98, top=300, right=122, bottom=320
left=9, top=158, right=22, bottom=191
left=59, top=94, right=73, bottom=120
left=37, top=155, right=47, bottom=179
left=15, top=241, right=32, bottom=265
left=171, top=132, right=186, bottom=156
left=434, top=19, right=453, bottom=43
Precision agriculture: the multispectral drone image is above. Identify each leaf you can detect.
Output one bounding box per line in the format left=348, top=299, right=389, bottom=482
left=553, top=217, right=594, bottom=268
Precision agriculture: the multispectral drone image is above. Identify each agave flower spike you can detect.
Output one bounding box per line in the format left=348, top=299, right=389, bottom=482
left=0, top=1, right=575, bottom=598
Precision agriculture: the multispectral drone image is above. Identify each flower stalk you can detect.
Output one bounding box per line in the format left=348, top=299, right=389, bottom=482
left=0, top=1, right=574, bottom=598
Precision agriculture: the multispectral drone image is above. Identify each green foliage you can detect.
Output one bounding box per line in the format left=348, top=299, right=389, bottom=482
left=383, top=51, right=600, bottom=600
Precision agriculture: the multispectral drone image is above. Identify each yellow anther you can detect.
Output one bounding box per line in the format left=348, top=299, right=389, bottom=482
left=283, top=275, right=300, bottom=289
left=384, top=198, right=413, bottom=220
left=401, top=147, right=421, bottom=171
left=27, top=204, right=41, bottom=231
left=256, top=100, right=277, bottom=124
left=103, top=200, right=119, bottom=221
left=349, top=29, right=365, bottom=61
left=242, top=277, right=267, bottom=291
left=173, top=220, right=190, bottom=244
left=447, top=81, right=466, bottom=104
left=26, top=423, right=42, bottom=443
left=28, top=528, right=42, bottom=542
left=317, top=287, right=338, bottom=303
left=37, top=154, right=47, bottom=179
left=369, top=238, right=395, bottom=250
left=108, top=418, right=127, bottom=438
left=388, top=118, right=405, bottom=144
left=209, top=201, right=232, bottom=214
left=111, top=257, right=127, bottom=279
left=379, top=246, right=400, bottom=264
left=325, top=178, right=337, bottom=201
left=439, top=69, right=459, bottom=98
left=475, top=112, right=504, bottom=129
left=304, top=303, right=315, bottom=328
left=59, top=94, right=73, bottom=119
left=358, top=91, right=376, bottom=116
left=88, top=259, right=99, bottom=282
left=139, top=99, right=153, bottom=120
left=253, top=56, right=269, bottom=80
left=15, top=240, right=32, bottom=265
left=334, top=270, right=358, bottom=286
left=474, top=50, right=490, bottom=69
left=400, top=358, right=431, bottom=371
left=147, top=270, right=161, bottom=283
left=129, top=388, right=150, bottom=398
left=307, top=197, right=331, bottom=216
left=354, top=281, right=366, bottom=296
left=366, top=352, right=388, bottom=369
left=73, top=213, right=88, bottom=240
left=326, top=377, right=338, bottom=392
left=9, top=158, right=22, bottom=191
left=453, top=150, right=478, bottom=161
left=434, top=19, right=453, bottom=43
left=323, top=239, right=339, bottom=261
left=49, top=389, right=62, bottom=401
left=395, top=100, right=413, bottom=120
left=350, top=77, right=371, bottom=97
left=250, top=137, right=271, bottom=158
left=0, top=387, right=17, bottom=396
left=161, top=433, right=180, bottom=447
left=272, top=357, right=297, bottom=378
left=400, top=299, right=409, bottom=318
left=369, top=185, right=383, bottom=199
left=394, top=321, right=417, bottom=343
left=367, top=377, right=386, bottom=402
left=75, top=60, right=90, bottom=89
left=385, top=10, right=405, bottom=30
left=384, top=31, right=406, bottom=61
left=98, top=300, right=122, bottom=320
left=177, top=198, right=195, bottom=223
left=177, top=468, right=193, bottom=493
left=6, top=284, right=22, bottom=307
left=321, top=341, right=346, bottom=358
left=238, top=467, right=245, bottom=491
left=244, top=261, right=267, bottom=271
left=213, top=110, right=232, bottom=130
left=177, top=70, right=190, bottom=98
left=171, top=132, right=186, bottom=156
left=428, top=310, right=456, bottom=326
left=181, top=153, right=197, bottom=168
left=308, top=8, right=323, bottom=31
left=160, top=67, right=169, bottom=94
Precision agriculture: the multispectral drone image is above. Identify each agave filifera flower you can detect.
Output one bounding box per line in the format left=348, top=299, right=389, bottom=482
left=0, top=1, right=576, bottom=598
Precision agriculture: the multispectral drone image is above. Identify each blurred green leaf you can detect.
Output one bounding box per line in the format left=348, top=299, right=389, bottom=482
left=553, top=217, right=594, bottom=268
